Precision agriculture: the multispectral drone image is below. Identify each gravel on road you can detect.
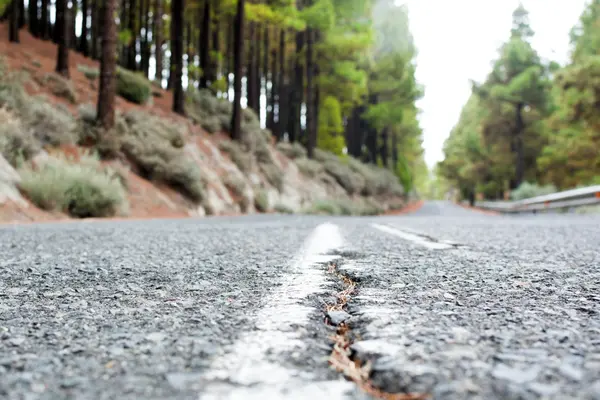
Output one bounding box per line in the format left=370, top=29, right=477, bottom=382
left=1, top=202, right=599, bottom=400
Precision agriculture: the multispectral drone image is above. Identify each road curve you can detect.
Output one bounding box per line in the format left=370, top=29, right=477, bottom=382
left=1, top=202, right=599, bottom=399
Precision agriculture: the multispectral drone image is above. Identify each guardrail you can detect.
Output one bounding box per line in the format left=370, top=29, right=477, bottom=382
left=472, top=185, right=600, bottom=213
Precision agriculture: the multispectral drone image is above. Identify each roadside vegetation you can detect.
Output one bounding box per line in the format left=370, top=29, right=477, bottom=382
left=0, top=0, right=429, bottom=220
left=437, top=3, right=600, bottom=203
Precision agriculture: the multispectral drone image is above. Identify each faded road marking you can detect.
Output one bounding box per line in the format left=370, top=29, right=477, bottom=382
left=199, top=223, right=354, bottom=399
left=371, top=223, right=455, bottom=250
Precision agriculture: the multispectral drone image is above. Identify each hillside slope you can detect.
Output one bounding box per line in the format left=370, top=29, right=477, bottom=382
left=0, top=25, right=407, bottom=223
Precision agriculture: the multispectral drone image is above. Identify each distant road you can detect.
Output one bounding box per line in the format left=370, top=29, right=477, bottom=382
left=1, top=202, right=599, bottom=399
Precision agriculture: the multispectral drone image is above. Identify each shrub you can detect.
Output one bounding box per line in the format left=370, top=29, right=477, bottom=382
left=260, top=162, right=284, bottom=192
left=24, top=100, right=77, bottom=147
left=43, top=73, right=77, bottom=103
left=186, top=88, right=231, bottom=133
left=116, top=67, right=151, bottom=104
left=254, top=190, right=269, bottom=212
left=276, top=141, right=307, bottom=159
left=255, top=141, right=274, bottom=164
left=223, top=175, right=250, bottom=212
left=18, top=152, right=128, bottom=218
left=0, top=59, right=29, bottom=111
left=347, top=157, right=403, bottom=196
left=274, top=203, right=294, bottom=214
left=304, top=198, right=383, bottom=216
left=510, top=182, right=557, bottom=201
left=0, top=108, right=39, bottom=166
left=219, top=140, right=253, bottom=172
left=77, top=64, right=100, bottom=80
left=120, top=111, right=204, bottom=202
left=314, top=148, right=339, bottom=163
left=323, top=159, right=365, bottom=195
left=295, top=157, right=323, bottom=178
left=305, top=200, right=341, bottom=215
left=223, top=175, right=246, bottom=197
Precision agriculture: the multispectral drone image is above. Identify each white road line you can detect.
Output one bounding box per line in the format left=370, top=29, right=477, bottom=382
left=199, top=223, right=354, bottom=399
left=371, top=223, right=454, bottom=250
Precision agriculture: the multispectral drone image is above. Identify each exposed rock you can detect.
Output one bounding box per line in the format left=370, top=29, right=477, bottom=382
left=0, top=154, right=27, bottom=206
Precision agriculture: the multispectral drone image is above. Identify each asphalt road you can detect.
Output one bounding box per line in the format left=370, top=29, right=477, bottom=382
left=1, top=202, right=599, bottom=400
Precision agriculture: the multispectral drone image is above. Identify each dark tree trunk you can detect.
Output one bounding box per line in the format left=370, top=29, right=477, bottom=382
left=230, top=0, right=245, bottom=140
left=18, top=0, right=25, bottom=28
left=392, top=130, right=398, bottom=169
left=211, top=8, right=221, bottom=84
left=79, top=0, right=89, bottom=55
left=513, top=102, right=525, bottom=189
left=306, top=28, right=316, bottom=159
left=28, top=0, right=38, bottom=36
left=246, top=21, right=258, bottom=112
left=199, top=0, right=211, bottom=88
left=275, top=29, right=286, bottom=140
left=91, top=0, right=100, bottom=59
left=267, top=31, right=277, bottom=133
left=380, top=127, right=389, bottom=168
left=289, top=26, right=305, bottom=143
left=127, top=0, right=137, bottom=70
left=251, top=24, right=261, bottom=112
left=119, top=0, right=127, bottom=65
left=167, top=0, right=175, bottom=90
left=40, top=0, right=49, bottom=39
left=153, top=0, right=163, bottom=83
left=97, top=0, right=119, bottom=130
left=346, top=106, right=364, bottom=157
left=55, top=0, right=70, bottom=77
left=9, top=0, right=19, bottom=43
left=71, top=0, right=77, bottom=49
left=142, top=0, right=151, bottom=77
left=225, top=14, right=233, bottom=98
left=171, top=0, right=185, bottom=114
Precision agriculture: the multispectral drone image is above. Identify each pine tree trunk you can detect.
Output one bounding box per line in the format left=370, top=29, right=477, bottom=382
left=97, top=0, right=119, bottom=130
left=91, top=1, right=100, bottom=59
left=70, top=0, right=77, bottom=49
left=225, top=14, right=233, bottom=98
left=199, top=0, right=211, bottom=88
left=18, top=0, right=25, bottom=28
left=153, top=0, right=163, bottom=83
left=210, top=5, right=221, bottom=87
left=119, top=0, right=128, bottom=65
left=79, top=0, right=89, bottom=55
left=306, top=28, right=316, bottom=158
left=289, top=25, right=305, bottom=143
left=267, top=30, right=276, bottom=133
left=127, top=0, right=137, bottom=70
left=247, top=21, right=258, bottom=112
left=40, top=0, right=49, bottom=39
left=380, top=127, right=389, bottom=168
left=142, top=0, right=151, bottom=78
left=275, top=29, right=286, bottom=140
left=9, top=0, right=19, bottom=43
left=513, top=102, right=525, bottom=189
left=55, top=0, right=70, bottom=77
left=230, top=0, right=245, bottom=140
left=171, top=0, right=185, bottom=115
left=392, top=130, right=398, bottom=169
left=251, top=24, right=260, bottom=113
left=28, top=0, right=38, bottom=37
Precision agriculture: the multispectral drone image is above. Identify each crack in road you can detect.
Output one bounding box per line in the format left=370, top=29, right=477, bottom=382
left=324, top=260, right=430, bottom=400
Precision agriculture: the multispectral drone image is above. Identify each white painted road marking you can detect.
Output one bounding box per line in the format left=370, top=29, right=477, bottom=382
left=199, top=223, right=354, bottom=399
left=371, top=223, right=454, bottom=250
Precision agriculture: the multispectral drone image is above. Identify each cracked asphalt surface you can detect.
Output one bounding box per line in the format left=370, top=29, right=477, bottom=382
left=1, top=202, right=599, bottom=399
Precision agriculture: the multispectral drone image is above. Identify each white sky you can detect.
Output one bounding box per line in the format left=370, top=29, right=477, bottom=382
left=397, top=0, right=588, bottom=168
